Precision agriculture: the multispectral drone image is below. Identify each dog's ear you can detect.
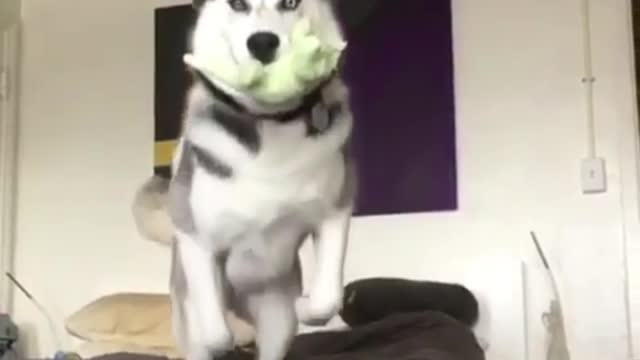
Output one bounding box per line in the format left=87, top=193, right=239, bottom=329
left=193, top=0, right=207, bottom=10
left=330, top=0, right=381, bottom=36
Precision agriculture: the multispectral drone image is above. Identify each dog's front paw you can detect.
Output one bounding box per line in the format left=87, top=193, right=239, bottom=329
left=187, top=332, right=234, bottom=360
left=296, top=289, right=343, bottom=326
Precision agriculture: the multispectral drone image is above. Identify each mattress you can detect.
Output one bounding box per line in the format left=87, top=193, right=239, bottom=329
left=89, top=310, right=484, bottom=360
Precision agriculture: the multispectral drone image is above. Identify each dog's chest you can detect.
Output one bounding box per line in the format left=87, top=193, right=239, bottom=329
left=188, top=120, right=345, bottom=237
left=195, top=163, right=339, bottom=217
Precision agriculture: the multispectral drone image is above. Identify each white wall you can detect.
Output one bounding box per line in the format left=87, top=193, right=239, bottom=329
left=11, top=0, right=639, bottom=359
left=0, top=0, right=20, bottom=31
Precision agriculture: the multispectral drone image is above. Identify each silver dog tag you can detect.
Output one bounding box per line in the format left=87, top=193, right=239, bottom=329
left=311, top=103, right=330, bottom=132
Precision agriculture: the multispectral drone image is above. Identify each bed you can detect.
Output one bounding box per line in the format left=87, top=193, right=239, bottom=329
left=91, top=311, right=482, bottom=360
left=68, top=278, right=485, bottom=360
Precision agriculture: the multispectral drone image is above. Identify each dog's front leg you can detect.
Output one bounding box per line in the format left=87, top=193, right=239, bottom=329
left=175, top=230, right=233, bottom=360
left=296, top=208, right=351, bottom=326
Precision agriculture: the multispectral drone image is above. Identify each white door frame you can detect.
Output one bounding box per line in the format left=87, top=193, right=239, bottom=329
left=621, top=0, right=640, bottom=358
left=0, top=23, right=20, bottom=315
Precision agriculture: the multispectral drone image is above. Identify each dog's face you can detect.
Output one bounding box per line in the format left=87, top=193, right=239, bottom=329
left=191, top=0, right=344, bottom=67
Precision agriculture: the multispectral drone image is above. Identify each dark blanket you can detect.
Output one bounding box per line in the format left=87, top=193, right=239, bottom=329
left=91, top=311, right=483, bottom=360
left=340, top=278, right=480, bottom=327
left=288, top=311, right=484, bottom=360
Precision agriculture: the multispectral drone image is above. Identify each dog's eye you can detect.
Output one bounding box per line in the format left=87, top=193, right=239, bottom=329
left=228, top=0, right=250, bottom=12
left=278, top=0, right=301, bottom=11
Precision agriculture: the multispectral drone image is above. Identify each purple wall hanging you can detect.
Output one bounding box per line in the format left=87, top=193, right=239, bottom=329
left=154, top=0, right=458, bottom=217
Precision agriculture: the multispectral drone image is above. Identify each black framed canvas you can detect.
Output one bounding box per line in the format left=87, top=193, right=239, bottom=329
left=153, top=0, right=459, bottom=216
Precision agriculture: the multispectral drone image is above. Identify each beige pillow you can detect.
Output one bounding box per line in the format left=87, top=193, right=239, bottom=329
left=75, top=341, right=182, bottom=359
left=66, top=293, right=255, bottom=351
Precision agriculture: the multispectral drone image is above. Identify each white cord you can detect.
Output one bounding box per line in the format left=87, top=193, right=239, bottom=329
left=5, top=273, right=65, bottom=353
left=542, top=300, right=571, bottom=360
left=531, top=232, right=571, bottom=360
left=580, top=0, right=597, bottom=159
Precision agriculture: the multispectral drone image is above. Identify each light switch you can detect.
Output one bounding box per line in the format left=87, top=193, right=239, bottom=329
left=581, top=158, right=607, bottom=194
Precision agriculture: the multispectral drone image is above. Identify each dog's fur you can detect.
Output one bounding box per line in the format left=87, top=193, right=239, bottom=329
left=132, top=1, right=355, bottom=359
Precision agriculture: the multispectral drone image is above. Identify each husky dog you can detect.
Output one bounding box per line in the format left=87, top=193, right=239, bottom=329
left=133, top=1, right=355, bottom=359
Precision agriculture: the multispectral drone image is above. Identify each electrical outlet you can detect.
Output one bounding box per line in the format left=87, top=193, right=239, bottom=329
left=581, top=158, right=607, bottom=194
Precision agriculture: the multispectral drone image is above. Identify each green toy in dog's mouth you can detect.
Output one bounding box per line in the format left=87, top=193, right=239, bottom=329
left=184, top=18, right=347, bottom=105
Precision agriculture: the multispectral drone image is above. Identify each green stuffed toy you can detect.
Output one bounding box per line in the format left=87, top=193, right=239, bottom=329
left=184, top=18, right=346, bottom=105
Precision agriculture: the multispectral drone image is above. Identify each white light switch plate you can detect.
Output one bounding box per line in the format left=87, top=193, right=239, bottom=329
left=581, top=158, right=607, bottom=194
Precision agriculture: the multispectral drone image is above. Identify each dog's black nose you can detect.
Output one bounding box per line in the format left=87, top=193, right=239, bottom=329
left=247, top=32, right=280, bottom=64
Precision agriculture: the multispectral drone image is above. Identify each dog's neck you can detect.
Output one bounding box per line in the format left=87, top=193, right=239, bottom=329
left=193, top=70, right=336, bottom=123
left=180, top=72, right=351, bottom=179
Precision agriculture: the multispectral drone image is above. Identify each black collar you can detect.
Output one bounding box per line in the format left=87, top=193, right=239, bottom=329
left=194, top=70, right=334, bottom=123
